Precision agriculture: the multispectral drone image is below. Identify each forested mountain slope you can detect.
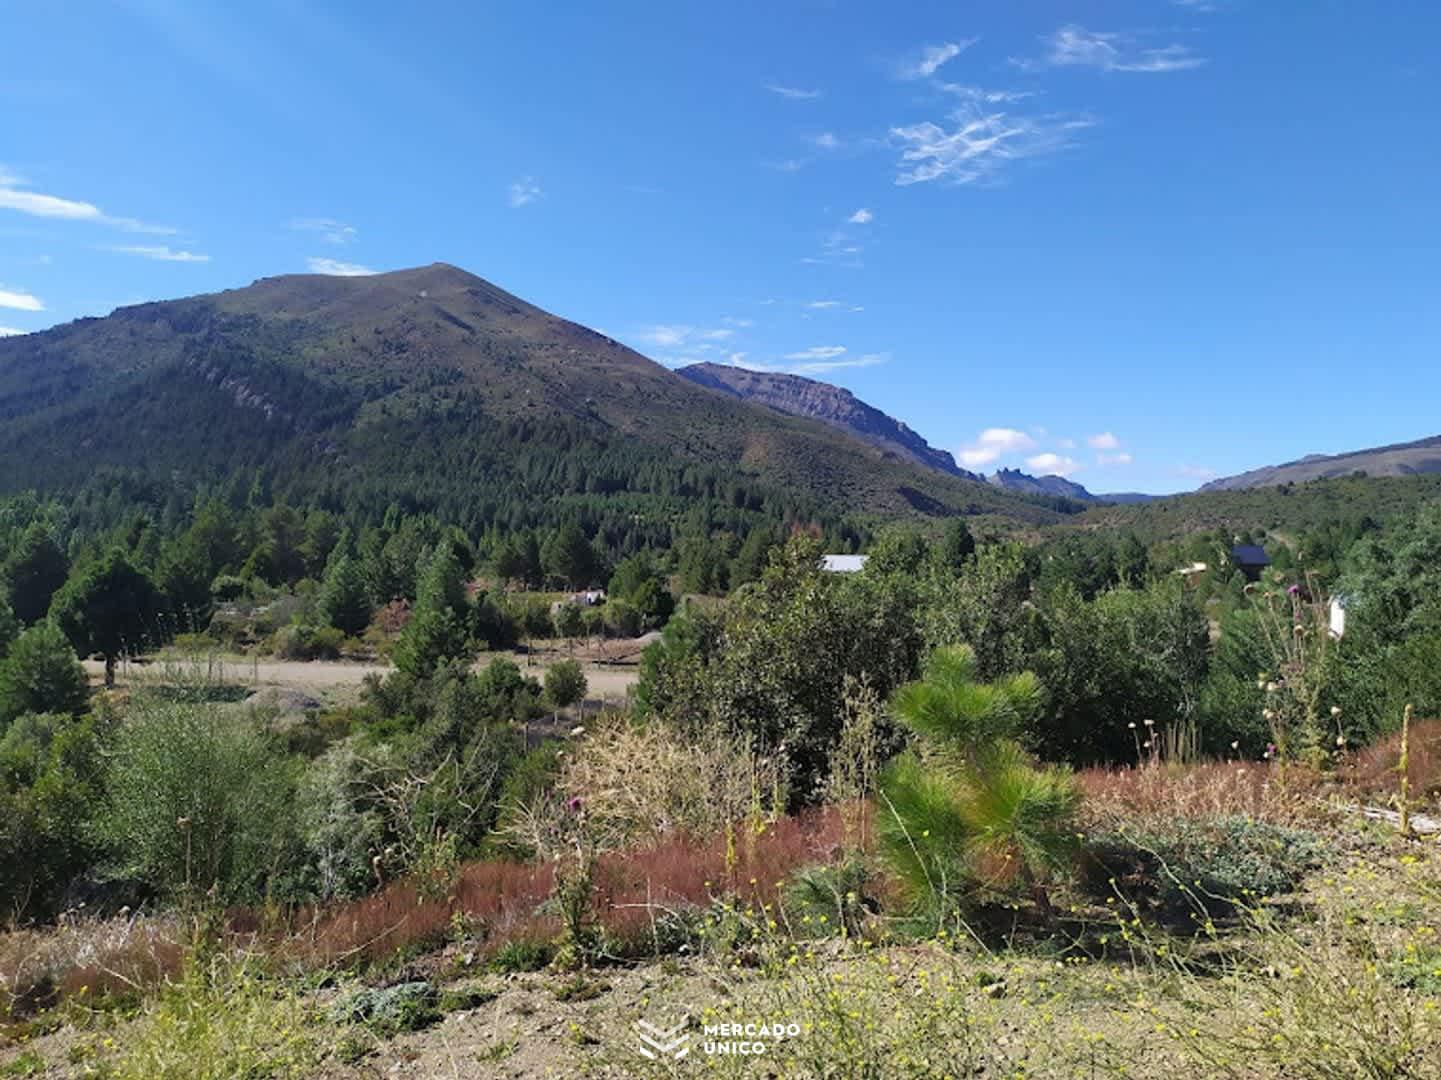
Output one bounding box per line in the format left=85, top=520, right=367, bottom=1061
left=0, top=264, right=1061, bottom=530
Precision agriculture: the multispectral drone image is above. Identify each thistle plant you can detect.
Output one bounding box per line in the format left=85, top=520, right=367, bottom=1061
left=1252, top=572, right=1336, bottom=766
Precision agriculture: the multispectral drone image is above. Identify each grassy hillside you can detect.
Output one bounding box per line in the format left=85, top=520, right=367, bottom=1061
left=1074, top=472, right=1441, bottom=541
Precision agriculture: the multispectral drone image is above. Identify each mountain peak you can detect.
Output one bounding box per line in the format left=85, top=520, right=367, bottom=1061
left=676, top=362, right=973, bottom=479
left=988, top=468, right=1096, bottom=502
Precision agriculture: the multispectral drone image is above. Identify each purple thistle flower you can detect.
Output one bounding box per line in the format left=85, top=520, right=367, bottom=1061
left=1287, top=584, right=1300, bottom=596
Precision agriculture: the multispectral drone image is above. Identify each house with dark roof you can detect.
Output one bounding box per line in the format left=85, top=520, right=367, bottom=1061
left=1230, top=543, right=1271, bottom=582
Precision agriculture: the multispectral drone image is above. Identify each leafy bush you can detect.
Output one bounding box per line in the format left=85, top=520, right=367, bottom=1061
left=270, top=623, right=345, bottom=660
left=1082, top=814, right=1329, bottom=918
left=329, top=980, right=441, bottom=1036
left=96, top=701, right=300, bottom=903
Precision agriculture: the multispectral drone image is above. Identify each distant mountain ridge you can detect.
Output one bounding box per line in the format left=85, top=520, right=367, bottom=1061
left=0, top=263, right=1066, bottom=525
left=986, top=468, right=1095, bottom=502
left=676, top=362, right=975, bottom=479
left=1201, top=434, right=1441, bottom=491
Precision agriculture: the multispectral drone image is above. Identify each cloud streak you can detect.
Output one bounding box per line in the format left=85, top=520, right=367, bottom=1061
left=783, top=345, right=847, bottom=361
left=306, top=257, right=376, bottom=276
left=765, top=83, right=822, bottom=101
left=0, top=326, right=28, bottom=337
left=899, top=40, right=975, bottom=80
left=891, top=108, right=1094, bottom=186
left=0, top=166, right=175, bottom=233
left=0, top=286, right=44, bottom=311
left=107, top=245, right=210, bottom=263
left=508, top=177, right=543, bottom=207
left=290, top=217, right=357, bottom=244
left=634, top=324, right=734, bottom=349
left=1029, top=26, right=1206, bottom=73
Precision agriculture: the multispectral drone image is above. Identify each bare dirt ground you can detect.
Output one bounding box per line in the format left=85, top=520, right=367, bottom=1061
left=83, top=652, right=640, bottom=708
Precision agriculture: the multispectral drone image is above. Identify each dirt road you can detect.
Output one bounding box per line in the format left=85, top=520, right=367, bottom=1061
left=84, top=653, right=640, bottom=705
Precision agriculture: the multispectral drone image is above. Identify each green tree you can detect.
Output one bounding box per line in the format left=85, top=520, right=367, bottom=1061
left=50, top=548, right=161, bottom=687
left=544, top=659, right=587, bottom=721
left=552, top=601, right=585, bottom=650
left=3, top=522, right=69, bottom=625
left=880, top=646, right=1079, bottom=923
left=393, top=545, right=471, bottom=676
left=934, top=519, right=976, bottom=571
left=640, top=535, right=920, bottom=800
left=318, top=552, right=373, bottom=636
left=542, top=521, right=597, bottom=589
left=0, top=621, right=89, bottom=728
left=0, top=597, right=17, bottom=658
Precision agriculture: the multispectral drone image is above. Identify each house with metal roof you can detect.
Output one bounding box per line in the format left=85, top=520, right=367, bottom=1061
left=820, top=554, right=869, bottom=573
left=1230, top=543, right=1271, bottom=582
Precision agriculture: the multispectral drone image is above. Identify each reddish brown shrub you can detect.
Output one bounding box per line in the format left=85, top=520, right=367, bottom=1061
left=1344, top=718, right=1441, bottom=799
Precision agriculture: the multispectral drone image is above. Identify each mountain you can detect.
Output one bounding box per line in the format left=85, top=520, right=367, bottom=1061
left=0, top=263, right=1062, bottom=527
left=987, top=468, right=1096, bottom=503
left=1201, top=435, right=1441, bottom=491
left=676, top=361, right=973, bottom=479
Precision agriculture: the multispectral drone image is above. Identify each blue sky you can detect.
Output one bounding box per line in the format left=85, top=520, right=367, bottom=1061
left=3, top=2, right=1438, bottom=493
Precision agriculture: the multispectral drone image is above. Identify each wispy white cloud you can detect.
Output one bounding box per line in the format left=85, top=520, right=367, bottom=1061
left=508, top=176, right=543, bottom=208
left=721, top=316, right=754, bottom=328
left=1027, top=26, right=1206, bottom=73
left=806, top=132, right=842, bottom=150
left=801, top=229, right=864, bottom=267
left=847, top=208, right=874, bottom=224
left=957, top=427, right=1036, bottom=467
left=765, top=83, right=822, bottom=101
left=0, top=166, right=175, bottom=233
left=937, top=84, right=1036, bottom=105
left=306, top=257, right=376, bottom=276
left=1026, top=452, right=1081, bottom=476
left=1172, top=0, right=1218, bottom=11
left=1097, top=452, right=1134, bottom=466
left=806, top=300, right=842, bottom=309
left=0, top=286, right=44, bottom=311
left=1087, top=431, right=1121, bottom=450
left=290, top=217, right=357, bottom=244
left=106, top=244, right=210, bottom=263
left=788, top=352, right=888, bottom=375
left=765, top=158, right=809, bottom=173
left=1177, top=464, right=1219, bottom=480
left=784, top=345, right=847, bottom=361
left=634, top=324, right=735, bottom=349
left=898, top=40, right=975, bottom=80
left=891, top=108, right=1095, bottom=186
left=0, top=326, right=27, bottom=337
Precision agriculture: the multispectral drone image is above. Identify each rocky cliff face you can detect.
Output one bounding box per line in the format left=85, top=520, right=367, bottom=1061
left=987, top=468, right=1096, bottom=502
left=677, top=362, right=973, bottom=478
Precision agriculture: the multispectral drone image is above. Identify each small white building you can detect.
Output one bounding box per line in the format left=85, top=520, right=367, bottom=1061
left=820, top=554, right=869, bottom=573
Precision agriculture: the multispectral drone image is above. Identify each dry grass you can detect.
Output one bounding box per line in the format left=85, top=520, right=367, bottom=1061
left=0, top=915, right=184, bottom=1019
left=1076, top=759, right=1327, bottom=827
left=1345, top=717, right=1441, bottom=800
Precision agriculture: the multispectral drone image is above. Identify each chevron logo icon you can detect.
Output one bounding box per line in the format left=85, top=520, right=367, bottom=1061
left=635, top=1018, right=691, bottom=1060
